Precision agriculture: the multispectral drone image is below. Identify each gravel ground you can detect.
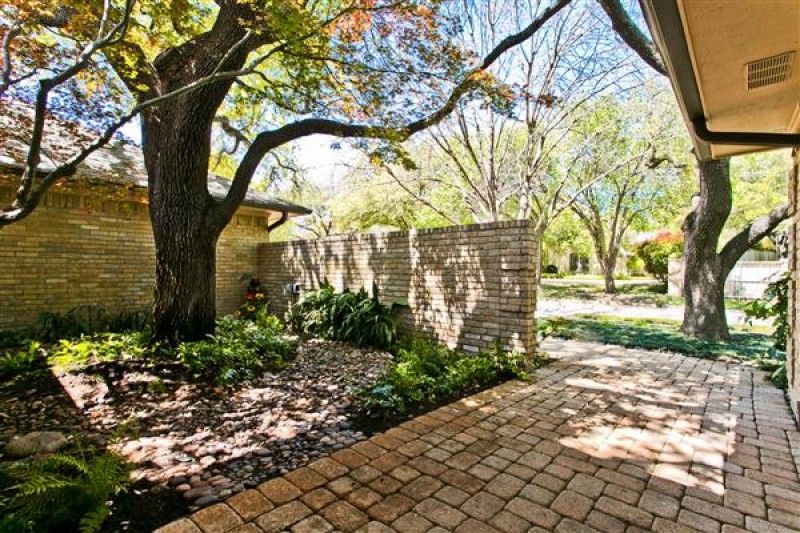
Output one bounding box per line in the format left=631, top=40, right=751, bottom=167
left=0, top=339, right=392, bottom=514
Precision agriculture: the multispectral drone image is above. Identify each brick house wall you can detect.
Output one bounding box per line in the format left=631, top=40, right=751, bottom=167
left=788, top=149, right=800, bottom=423
left=0, top=184, right=271, bottom=329
left=258, top=220, right=538, bottom=354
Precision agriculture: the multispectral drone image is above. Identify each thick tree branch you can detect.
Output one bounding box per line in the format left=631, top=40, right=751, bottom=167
left=0, top=21, right=23, bottom=96
left=719, top=203, right=790, bottom=275
left=10, top=0, right=135, bottom=211
left=597, top=0, right=666, bottom=76
left=216, top=0, right=573, bottom=226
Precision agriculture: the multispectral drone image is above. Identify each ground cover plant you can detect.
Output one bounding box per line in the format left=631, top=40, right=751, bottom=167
left=0, top=342, right=43, bottom=378
left=540, top=314, right=777, bottom=361
left=0, top=444, right=131, bottom=533
left=357, top=339, right=536, bottom=422
left=289, top=282, right=398, bottom=349
left=178, top=312, right=293, bottom=385
left=0, top=298, right=294, bottom=387
left=540, top=281, right=751, bottom=310
left=0, top=296, right=298, bottom=530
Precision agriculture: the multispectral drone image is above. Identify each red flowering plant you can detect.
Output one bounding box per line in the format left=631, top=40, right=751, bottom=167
left=235, top=278, right=268, bottom=321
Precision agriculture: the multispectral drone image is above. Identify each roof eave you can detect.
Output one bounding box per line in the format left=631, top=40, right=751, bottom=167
left=0, top=160, right=312, bottom=216
left=641, top=0, right=800, bottom=160
left=640, top=0, right=712, bottom=160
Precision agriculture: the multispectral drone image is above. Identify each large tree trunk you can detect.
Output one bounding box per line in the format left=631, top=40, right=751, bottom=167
left=135, top=26, right=247, bottom=343
left=681, top=158, right=731, bottom=340
left=681, top=250, right=729, bottom=340
left=151, top=209, right=221, bottom=342
left=142, top=103, right=224, bottom=343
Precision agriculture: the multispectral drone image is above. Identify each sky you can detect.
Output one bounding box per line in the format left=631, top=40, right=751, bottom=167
left=292, top=135, right=360, bottom=188
left=120, top=117, right=358, bottom=188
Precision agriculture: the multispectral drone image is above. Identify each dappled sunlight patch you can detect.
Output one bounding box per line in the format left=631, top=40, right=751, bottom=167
left=536, top=338, right=770, bottom=499
left=2, top=338, right=393, bottom=512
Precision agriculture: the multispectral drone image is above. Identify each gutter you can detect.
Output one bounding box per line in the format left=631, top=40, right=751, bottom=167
left=691, top=118, right=800, bottom=148
left=642, top=0, right=800, bottom=158
left=267, top=211, right=288, bottom=232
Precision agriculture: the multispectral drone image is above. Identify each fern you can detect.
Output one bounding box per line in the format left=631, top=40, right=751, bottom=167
left=1, top=447, right=130, bottom=533
left=289, top=282, right=398, bottom=349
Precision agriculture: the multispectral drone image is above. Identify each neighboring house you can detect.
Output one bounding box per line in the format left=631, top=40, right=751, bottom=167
left=0, top=102, right=310, bottom=329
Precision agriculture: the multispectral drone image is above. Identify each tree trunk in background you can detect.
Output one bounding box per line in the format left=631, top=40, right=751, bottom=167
left=589, top=227, right=617, bottom=294
left=681, top=158, right=732, bottom=340
left=603, top=257, right=617, bottom=294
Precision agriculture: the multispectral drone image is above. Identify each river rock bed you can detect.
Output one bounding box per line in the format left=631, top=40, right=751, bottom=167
left=0, top=339, right=392, bottom=514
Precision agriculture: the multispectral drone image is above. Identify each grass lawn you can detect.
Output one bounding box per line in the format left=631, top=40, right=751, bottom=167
left=539, top=314, right=776, bottom=361
left=540, top=282, right=751, bottom=311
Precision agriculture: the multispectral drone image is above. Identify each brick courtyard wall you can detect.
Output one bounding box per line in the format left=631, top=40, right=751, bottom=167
left=788, top=149, right=800, bottom=423
left=257, top=220, right=538, bottom=354
left=0, top=184, right=271, bottom=330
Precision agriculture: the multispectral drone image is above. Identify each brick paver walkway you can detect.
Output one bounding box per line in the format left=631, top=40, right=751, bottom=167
left=156, top=339, right=800, bottom=533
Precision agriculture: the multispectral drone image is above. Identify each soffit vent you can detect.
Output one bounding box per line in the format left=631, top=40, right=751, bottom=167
left=746, top=51, right=795, bottom=90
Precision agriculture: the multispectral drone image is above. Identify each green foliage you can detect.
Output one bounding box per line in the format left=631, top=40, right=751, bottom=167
left=625, top=255, right=646, bottom=277
left=49, top=332, right=149, bottom=372
left=542, top=264, right=559, bottom=275
left=358, top=339, right=530, bottom=420
left=288, top=282, right=398, bottom=349
left=540, top=315, right=776, bottom=361
left=0, top=329, right=33, bottom=350
left=752, top=349, right=788, bottom=390
left=178, top=315, right=291, bottom=385
left=744, top=272, right=790, bottom=388
left=634, top=231, right=684, bottom=284
left=146, top=379, right=166, bottom=395
left=0, top=448, right=130, bottom=533
left=0, top=341, right=42, bottom=377
left=728, top=150, right=792, bottom=231
left=36, top=306, right=150, bottom=343
left=745, top=271, right=790, bottom=351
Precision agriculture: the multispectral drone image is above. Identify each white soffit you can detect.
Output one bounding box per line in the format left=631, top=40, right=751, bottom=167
left=678, top=0, right=800, bottom=157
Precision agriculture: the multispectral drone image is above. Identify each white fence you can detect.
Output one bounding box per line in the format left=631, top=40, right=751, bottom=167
left=669, top=259, right=786, bottom=299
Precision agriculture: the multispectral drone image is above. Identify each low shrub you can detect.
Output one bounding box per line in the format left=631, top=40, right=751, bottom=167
left=357, top=339, right=529, bottom=420
left=0, top=329, right=33, bottom=350
left=745, top=271, right=790, bottom=388
left=634, top=230, right=683, bottom=284
left=0, top=342, right=43, bottom=377
left=288, top=282, right=398, bottom=349
left=49, top=331, right=149, bottom=372
left=745, top=271, right=789, bottom=351
left=0, top=447, right=130, bottom=533
left=178, top=315, right=291, bottom=385
left=626, top=255, right=646, bottom=277
left=542, top=264, right=559, bottom=275
left=753, top=349, right=788, bottom=389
